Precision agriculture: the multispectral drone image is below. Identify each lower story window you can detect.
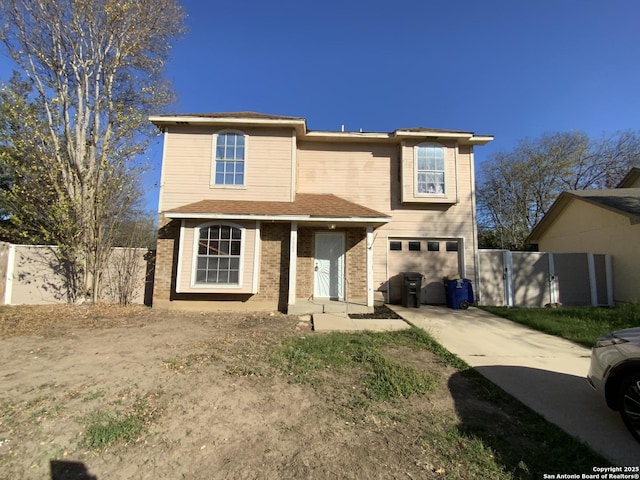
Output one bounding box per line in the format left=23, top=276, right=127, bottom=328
left=195, top=224, right=242, bottom=285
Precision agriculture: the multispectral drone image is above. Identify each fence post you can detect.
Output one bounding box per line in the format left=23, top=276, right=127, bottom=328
left=605, top=255, right=614, bottom=306
left=587, top=253, right=598, bottom=307
left=502, top=250, right=514, bottom=307
left=548, top=253, right=559, bottom=305
left=4, top=244, right=15, bottom=305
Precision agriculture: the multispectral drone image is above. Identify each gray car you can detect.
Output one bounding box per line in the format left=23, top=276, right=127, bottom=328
left=588, top=327, right=640, bottom=442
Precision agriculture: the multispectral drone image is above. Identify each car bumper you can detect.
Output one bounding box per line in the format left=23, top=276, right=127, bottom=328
left=588, top=343, right=628, bottom=404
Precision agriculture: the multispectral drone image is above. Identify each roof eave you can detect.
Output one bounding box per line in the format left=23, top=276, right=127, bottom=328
left=149, top=115, right=307, bottom=135
left=394, top=130, right=494, bottom=145
left=526, top=193, right=572, bottom=244
left=165, top=211, right=390, bottom=224
left=149, top=115, right=494, bottom=145
left=617, top=167, right=640, bottom=188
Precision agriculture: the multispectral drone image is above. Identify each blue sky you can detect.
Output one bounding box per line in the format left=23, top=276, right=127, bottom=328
left=3, top=0, right=640, bottom=212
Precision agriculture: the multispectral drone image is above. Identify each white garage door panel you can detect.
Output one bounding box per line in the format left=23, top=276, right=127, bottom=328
left=388, top=239, right=461, bottom=305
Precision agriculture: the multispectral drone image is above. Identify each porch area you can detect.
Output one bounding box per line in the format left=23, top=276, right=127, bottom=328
left=287, top=297, right=372, bottom=315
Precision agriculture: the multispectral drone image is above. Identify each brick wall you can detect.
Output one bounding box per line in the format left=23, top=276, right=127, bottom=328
left=296, top=227, right=314, bottom=298
left=153, top=215, right=179, bottom=304
left=253, top=222, right=290, bottom=310
left=345, top=228, right=367, bottom=299
left=295, top=227, right=368, bottom=300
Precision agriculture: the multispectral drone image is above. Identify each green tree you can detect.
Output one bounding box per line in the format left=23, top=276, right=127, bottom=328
left=477, top=131, right=640, bottom=250
left=0, top=0, right=185, bottom=301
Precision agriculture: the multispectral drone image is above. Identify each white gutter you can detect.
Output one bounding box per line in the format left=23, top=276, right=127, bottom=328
left=149, top=115, right=306, bottom=130
left=164, top=212, right=391, bottom=223
left=290, top=130, right=297, bottom=202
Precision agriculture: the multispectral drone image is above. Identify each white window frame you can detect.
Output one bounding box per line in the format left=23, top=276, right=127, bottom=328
left=211, top=130, right=247, bottom=188
left=191, top=221, right=245, bottom=288
left=414, top=143, right=446, bottom=196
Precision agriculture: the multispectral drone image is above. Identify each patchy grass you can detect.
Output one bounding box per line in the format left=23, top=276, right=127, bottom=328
left=482, top=304, right=640, bottom=347
left=79, top=393, right=163, bottom=451
left=0, top=306, right=613, bottom=478
left=82, top=389, right=106, bottom=402
left=80, top=408, right=146, bottom=451
left=272, top=326, right=610, bottom=477
left=271, top=328, right=437, bottom=401
left=163, top=353, right=218, bottom=372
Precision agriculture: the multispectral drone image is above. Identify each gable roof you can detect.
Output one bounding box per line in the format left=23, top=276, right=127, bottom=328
left=149, top=112, right=494, bottom=146
left=527, top=188, right=640, bottom=243
left=617, top=167, right=640, bottom=188
left=165, top=194, right=390, bottom=225
left=573, top=189, right=640, bottom=216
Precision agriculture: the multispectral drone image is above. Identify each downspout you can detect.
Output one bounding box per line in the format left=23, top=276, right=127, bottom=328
left=469, top=145, right=481, bottom=303
left=290, top=129, right=297, bottom=202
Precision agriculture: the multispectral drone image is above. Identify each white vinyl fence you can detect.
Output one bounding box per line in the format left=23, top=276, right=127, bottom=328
left=0, top=242, right=154, bottom=305
left=478, top=250, right=613, bottom=307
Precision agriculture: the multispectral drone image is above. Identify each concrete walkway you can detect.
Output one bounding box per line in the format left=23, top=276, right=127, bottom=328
left=388, top=305, right=640, bottom=467
left=312, top=313, right=410, bottom=332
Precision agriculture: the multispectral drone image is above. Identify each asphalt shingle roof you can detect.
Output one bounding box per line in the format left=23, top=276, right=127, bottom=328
left=167, top=193, right=389, bottom=219
left=570, top=189, right=640, bottom=218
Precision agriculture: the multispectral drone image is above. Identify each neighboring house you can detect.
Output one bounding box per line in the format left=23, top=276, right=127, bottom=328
left=149, top=112, right=493, bottom=312
left=527, top=167, right=640, bottom=303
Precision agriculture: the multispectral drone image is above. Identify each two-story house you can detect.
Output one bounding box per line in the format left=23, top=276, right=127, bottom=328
left=149, top=112, right=493, bottom=313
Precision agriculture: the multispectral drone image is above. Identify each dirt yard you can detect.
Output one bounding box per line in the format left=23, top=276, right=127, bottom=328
left=0, top=304, right=605, bottom=479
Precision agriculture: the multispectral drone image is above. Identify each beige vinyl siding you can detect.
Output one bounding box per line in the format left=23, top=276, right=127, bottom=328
left=177, top=220, right=257, bottom=294
left=400, top=141, right=459, bottom=204
left=160, top=126, right=294, bottom=211
left=297, top=141, right=476, bottom=302
left=538, top=200, right=640, bottom=303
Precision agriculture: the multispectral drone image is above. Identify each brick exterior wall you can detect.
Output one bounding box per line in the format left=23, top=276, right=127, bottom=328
left=296, top=227, right=314, bottom=298
left=295, top=227, right=367, bottom=300
left=153, top=215, right=179, bottom=304
left=253, top=223, right=290, bottom=310
left=151, top=219, right=366, bottom=309
left=345, top=228, right=367, bottom=299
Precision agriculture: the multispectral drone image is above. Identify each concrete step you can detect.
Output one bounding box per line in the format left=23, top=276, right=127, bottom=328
left=287, top=300, right=372, bottom=316
left=312, top=313, right=410, bottom=332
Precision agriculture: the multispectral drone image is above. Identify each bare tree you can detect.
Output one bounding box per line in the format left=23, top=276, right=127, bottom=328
left=0, top=0, right=185, bottom=301
left=103, top=219, right=153, bottom=305
left=477, top=130, right=640, bottom=250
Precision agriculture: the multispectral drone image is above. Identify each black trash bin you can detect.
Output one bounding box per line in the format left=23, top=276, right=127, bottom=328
left=401, top=272, right=423, bottom=308
left=444, top=278, right=474, bottom=309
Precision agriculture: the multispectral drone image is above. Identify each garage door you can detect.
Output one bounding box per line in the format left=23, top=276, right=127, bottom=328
left=388, top=238, right=461, bottom=304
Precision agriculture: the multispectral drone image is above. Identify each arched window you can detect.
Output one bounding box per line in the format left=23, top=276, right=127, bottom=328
left=214, top=132, right=245, bottom=185
left=415, top=144, right=445, bottom=194
left=195, top=224, right=242, bottom=285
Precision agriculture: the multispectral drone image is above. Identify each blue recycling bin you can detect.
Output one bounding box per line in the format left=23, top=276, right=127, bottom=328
left=444, top=279, right=474, bottom=309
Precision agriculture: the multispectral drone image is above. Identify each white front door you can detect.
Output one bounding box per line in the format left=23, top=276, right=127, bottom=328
left=314, top=232, right=345, bottom=299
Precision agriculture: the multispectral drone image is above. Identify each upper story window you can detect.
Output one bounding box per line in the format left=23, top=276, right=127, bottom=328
left=214, top=132, right=245, bottom=186
left=415, top=144, right=445, bottom=195
left=195, top=224, right=243, bottom=285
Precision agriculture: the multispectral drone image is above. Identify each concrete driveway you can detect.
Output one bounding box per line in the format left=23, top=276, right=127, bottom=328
left=389, top=305, right=640, bottom=467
